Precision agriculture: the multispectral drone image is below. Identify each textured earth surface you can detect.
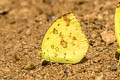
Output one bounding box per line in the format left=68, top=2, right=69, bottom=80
left=0, top=0, right=120, bottom=80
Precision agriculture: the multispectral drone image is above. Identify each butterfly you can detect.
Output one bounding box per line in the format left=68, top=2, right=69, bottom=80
left=40, top=13, right=89, bottom=64
left=115, top=3, right=120, bottom=53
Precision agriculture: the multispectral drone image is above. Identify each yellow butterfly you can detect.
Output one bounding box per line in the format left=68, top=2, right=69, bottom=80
left=115, top=3, right=120, bottom=53
left=40, top=13, right=89, bottom=64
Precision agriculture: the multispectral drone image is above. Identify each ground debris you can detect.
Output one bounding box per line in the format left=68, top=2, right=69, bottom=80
left=24, top=62, right=36, bottom=70
left=95, top=74, right=104, bottom=80
left=101, top=30, right=116, bottom=45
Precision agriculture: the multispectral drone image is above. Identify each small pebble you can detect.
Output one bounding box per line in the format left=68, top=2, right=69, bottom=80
left=111, top=67, right=117, bottom=71
left=24, top=62, right=36, bottom=70
left=26, top=29, right=31, bottom=36
left=101, top=30, right=116, bottom=44
left=95, top=74, right=104, bottom=80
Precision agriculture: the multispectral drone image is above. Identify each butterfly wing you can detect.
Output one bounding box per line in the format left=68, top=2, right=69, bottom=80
left=41, top=13, right=89, bottom=64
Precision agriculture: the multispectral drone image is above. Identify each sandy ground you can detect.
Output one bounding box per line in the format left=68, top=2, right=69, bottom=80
left=0, top=0, right=120, bottom=80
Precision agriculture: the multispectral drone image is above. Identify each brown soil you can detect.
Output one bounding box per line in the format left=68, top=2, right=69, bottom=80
left=0, top=0, right=120, bottom=80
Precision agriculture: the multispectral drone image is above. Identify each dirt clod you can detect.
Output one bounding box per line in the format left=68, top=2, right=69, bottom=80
left=24, top=62, right=36, bottom=70
left=101, top=30, right=116, bottom=44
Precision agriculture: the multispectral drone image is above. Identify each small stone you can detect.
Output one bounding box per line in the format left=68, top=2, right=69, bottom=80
left=111, top=67, right=117, bottom=71
left=26, top=29, right=31, bottom=36
left=101, top=30, right=116, bottom=44
left=95, top=74, right=104, bottom=80
left=14, top=54, right=20, bottom=61
left=47, top=15, right=55, bottom=21
left=24, top=62, right=36, bottom=70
